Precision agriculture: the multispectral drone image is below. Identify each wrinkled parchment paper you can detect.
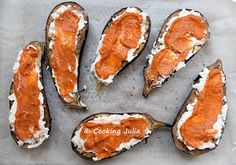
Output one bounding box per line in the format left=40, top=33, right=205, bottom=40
left=0, top=0, right=236, bottom=164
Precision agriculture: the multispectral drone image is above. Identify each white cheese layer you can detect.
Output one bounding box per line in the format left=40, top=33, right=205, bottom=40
left=71, top=114, right=151, bottom=161
left=48, top=5, right=87, bottom=102
left=176, top=67, right=228, bottom=150
left=8, top=45, right=49, bottom=149
left=91, top=7, right=149, bottom=84
left=148, top=9, right=207, bottom=87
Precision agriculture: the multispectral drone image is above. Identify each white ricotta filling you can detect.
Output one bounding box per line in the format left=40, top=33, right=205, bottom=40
left=90, top=7, right=149, bottom=84
left=176, top=67, right=228, bottom=150
left=148, top=9, right=207, bottom=87
left=192, top=67, right=210, bottom=91
left=71, top=114, right=151, bottom=161
left=48, top=5, right=87, bottom=102
left=8, top=45, right=49, bottom=149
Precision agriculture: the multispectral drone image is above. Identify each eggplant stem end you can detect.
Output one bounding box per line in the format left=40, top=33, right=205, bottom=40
left=153, top=120, right=172, bottom=129
left=142, top=86, right=151, bottom=98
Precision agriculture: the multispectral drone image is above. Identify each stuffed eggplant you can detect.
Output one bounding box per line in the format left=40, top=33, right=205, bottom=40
left=143, top=9, right=210, bottom=98
left=91, top=7, right=151, bottom=85
left=45, top=2, right=88, bottom=109
left=172, top=59, right=228, bottom=155
left=8, top=41, right=51, bottom=148
left=71, top=113, right=170, bottom=161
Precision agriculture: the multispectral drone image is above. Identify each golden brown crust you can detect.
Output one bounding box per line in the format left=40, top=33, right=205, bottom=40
left=45, top=2, right=89, bottom=109
left=9, top=41, right=51, bottom=148
left=171, top=59, right=226, bottom=155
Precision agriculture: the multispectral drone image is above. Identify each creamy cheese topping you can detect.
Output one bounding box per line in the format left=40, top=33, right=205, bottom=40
left=48, top=5, right=87, bottom=99
left=8, top=45, right=49, bottom=148
left=71, top=114, right=151, bottom=161
left=147, top=9, right=207, bottom=86
left=90, top=7, right=149, bottom=84
left=176, top=67, right=228, bottom=150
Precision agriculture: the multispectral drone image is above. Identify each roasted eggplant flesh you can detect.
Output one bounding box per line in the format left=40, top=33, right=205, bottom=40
left=91, top=7, right=151, bottom=85
left=8, top=41, right=51, bottom=148
left=143, top=9, right=210, bottom=98
left=45, top=2, right=88, bottom=109
left=172, top=59, right=228, bottom=155
left=71, top=113, right=169, bottom=161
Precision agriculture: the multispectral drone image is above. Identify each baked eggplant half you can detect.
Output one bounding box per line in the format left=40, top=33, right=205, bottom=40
left=45, top=2, right=88, bottom=109
left=91, top=7, right=151, bottom=85
left=71, top=113, right=170, bottom=161
left=143, top=9, right=210, bottom=98
left=172, top=59, right=228, bottom=155
left=8, top=41, right=51, bottom=148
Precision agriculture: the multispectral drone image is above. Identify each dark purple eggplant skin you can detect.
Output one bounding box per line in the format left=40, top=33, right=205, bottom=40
left=71, top=112, right=171, bottom=161
left=9, top=41, right=51, bottom=148
left=143, top=9, right=210, bottom=98
left=45, top=2, right=89, bottom=109
left=93, top=7, right=151, bottom=86
left=171, top=59, right=227, bottom=155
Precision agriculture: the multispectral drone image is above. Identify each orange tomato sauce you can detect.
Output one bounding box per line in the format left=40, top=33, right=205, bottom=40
left=80, top=117, right=148, bottom=160
left=95, top=12, right=143, bottom=80
left=148, top=14, right=207, bottom=85
left=180, top=68, right=223, bottom=148
left=51, top=10, right=80, bottom=102
left=13, top=46, right=41, bottom=141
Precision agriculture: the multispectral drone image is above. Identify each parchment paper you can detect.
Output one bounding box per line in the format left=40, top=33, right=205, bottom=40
left=0, top=0, right=236, bottom=164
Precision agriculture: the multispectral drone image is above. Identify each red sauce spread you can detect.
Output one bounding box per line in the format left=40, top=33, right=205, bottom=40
left=80, top=117, right=148, bottom=160
left=95, top=12, right=143, bottom=80
left=148, top=14, right=207, bottom=85
left=51, top=10, right=80, bottom=102
left=180, top=68, right=223, bottom=148
left=13, top=46, right=41, bottom=141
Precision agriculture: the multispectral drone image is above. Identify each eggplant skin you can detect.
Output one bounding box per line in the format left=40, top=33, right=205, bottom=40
left=45, top=2, right=89, bottom=109
left=71, top=112, right=155, bottom=161
left=172, top=59, right=227, bottom=155
left=92, top=7, right=151, bottom=84
left=143, top=9, right=210, bottom=98
left=9, top=41, right=51, bottom=148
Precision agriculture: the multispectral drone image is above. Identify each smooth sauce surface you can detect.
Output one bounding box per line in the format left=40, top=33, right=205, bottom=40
left=80, top=117, right=148, bottom=160
left=13, top=46, right=41, bottom=141
left=148, top=14, right=207, bottom=86
left=51, top=10, right=80, bottom=102
left=95, top=12, right=143, bottom=80
left=180, top=68, right=223, bottom=148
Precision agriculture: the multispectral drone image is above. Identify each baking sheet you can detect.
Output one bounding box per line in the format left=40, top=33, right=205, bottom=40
left=1, top=0, right=236, bottom=164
